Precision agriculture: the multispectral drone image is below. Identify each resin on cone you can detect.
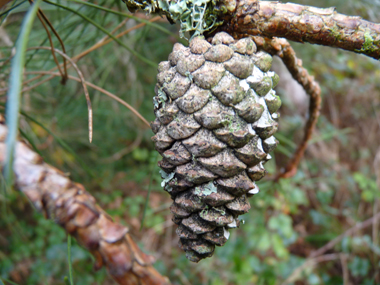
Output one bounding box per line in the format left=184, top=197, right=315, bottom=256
left=151, top=32, right=281, bottom=262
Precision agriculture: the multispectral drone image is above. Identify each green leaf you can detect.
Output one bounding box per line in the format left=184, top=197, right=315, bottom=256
left=271, top=234, right=289, bottom=259
left=67, top=235, right=74, bottom=285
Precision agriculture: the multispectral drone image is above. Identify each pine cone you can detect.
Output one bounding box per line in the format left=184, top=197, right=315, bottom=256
left=151, top=32, right=281, bottom=262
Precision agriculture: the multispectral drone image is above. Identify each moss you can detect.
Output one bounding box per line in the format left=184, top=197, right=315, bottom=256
left=329, top=25, right=342, bottom=42
left=360, top=31, right=377, bottom=53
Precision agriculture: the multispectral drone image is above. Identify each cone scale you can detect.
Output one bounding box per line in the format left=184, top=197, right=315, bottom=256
left=151, top=32, right=281, bottom=262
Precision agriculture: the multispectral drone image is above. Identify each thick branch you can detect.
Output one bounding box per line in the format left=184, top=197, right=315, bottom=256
left=220, top=0, right=380, bottom=60
left=0, top=119, right=170, bottom=285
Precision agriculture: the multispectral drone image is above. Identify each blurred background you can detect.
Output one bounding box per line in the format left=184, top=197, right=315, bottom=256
left=0, top=0, right=379, bottom=284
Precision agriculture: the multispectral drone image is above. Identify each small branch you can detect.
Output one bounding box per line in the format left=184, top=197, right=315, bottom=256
left=32, top=5, right=66, bottom=81
left=0, top=120, right=170, bottom=285
left=340, top=254, right=349, bottom=285
left=28, top=0, right=68, bottom=82
left=280, top=253, right=341, bottom=285
left=309, top=211, right=380, bottom=258
left=252, top=37, right=321, bottom=179
left=221, top=0, right=380, bottom=60
left=35, top=5, right=68, bottom=83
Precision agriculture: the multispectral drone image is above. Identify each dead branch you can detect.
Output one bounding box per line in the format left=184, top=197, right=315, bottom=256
left=0, top=119, right=170, bottom=285
left=220, top=0, right=380, bottom=60
left=252, top=37, right=321, bottom=179
left=280, top=253, right=341, bottom=285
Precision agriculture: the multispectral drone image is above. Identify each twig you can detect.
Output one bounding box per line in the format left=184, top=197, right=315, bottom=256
left=21, top=74, right=55, bottom=92
left=97, top=18, right=130, bottom=45
left=0, top=120, right=170, bottom=285
left=25, top=71, right=150, bottom=128
left=281, top=253, right=341, bottom=285
left=27, top=47, right=93, bottom=143
left=340, top=253, right=349, bottom=285
left=35, top=6, right=68, bottom=83
left=252, top=37, right=321, bottom=179
left=102, top=130, right=143, bottom=163
left=31, top=4, right=66, bottom=81
left=70, top=15, right=161, bottom=63
left=309, top=211, right=380, bottom=258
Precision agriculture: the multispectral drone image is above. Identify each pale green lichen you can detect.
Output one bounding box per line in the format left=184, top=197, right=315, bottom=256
left=194, top=181, right=217, bottom=195
left=185, top=71, right=193, bottom=82
left=159, top=170, right=175, bottom=188
left=154, top=87, right=168, bottom=108
left=122, top=0, right=224, bottom=39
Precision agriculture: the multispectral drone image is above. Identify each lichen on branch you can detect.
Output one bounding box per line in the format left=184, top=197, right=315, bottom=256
left=122, top=0, right=224, bottom=39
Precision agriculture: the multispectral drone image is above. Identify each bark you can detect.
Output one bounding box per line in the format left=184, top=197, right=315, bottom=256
left=219, top=0, right=380, bottom=60
left=0, top=119, right=170, bottom=285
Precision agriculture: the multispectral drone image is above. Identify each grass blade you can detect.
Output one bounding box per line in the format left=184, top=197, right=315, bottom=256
left=67, top=234, right=74, bottom=285
left=0, top=278, right=19, bottom=285
left=4, top=0, right=43, bottom=185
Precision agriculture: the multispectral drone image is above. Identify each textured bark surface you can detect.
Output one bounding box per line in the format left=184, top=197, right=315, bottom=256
left=251, top=36, right=321, bottom=179
left=0, top=121, right=170, bottom=285
left=220, top=0, right=380, bottom=60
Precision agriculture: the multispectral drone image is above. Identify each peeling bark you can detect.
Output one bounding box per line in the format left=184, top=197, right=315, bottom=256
left=0, top=120, right=170, bottom=285
left=219, top=0, right=380, bottom=60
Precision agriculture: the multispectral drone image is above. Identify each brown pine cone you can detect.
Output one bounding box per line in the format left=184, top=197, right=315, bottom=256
left=151, top=32, right=281, bottom=262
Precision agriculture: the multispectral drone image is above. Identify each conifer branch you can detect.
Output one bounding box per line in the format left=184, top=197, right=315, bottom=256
left=220, top=0, right=380, bottom=60
left=0, top=119, right=170, bottom=285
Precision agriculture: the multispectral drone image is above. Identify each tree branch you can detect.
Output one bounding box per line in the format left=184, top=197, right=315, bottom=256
left=0, top=118, right=170, bottom=285
left=251, top=37, right=321, bottom=179
left=220, top=0, right=380, bottom=60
